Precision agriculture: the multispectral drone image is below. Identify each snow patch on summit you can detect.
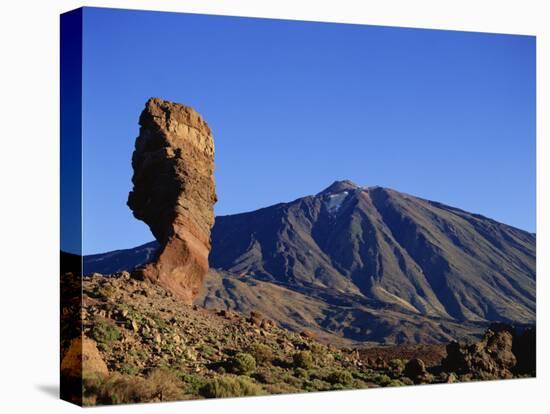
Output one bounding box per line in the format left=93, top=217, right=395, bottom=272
left=325, top=191, right=349, bottom=214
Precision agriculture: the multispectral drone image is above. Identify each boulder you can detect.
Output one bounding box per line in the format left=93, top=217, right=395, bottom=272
left=128, top=98, right=217, bottom=303
left=442, top=324, right=517, bottom=378
left=403, top=358, right=431, bottom=384
left=61, top=336, right=109, bottom=378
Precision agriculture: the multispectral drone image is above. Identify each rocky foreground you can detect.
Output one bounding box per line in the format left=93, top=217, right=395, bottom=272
left=60, top=271, right=535, bottom=406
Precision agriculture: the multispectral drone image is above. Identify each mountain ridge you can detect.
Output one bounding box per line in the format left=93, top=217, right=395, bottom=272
left=83, top=181, right=535, bottom=345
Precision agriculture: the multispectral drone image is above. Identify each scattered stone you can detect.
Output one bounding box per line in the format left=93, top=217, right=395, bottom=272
left=248, top=316, right=262, bottom=327
left=375, top=357, right=388, bottom=369
left=299, top=330, right=315, bottom=340
left=260, top=319, right=274, bottom=329
left=250, top=311, right=263, bottom=319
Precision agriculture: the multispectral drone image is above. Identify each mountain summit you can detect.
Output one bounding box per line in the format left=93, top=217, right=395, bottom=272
left=317, top=179, right=362, bottom=195
left=84, top=181, right=535, bottom=345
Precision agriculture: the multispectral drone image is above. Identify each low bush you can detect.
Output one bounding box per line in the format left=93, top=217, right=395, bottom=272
left=388, top=359, right=406, bottom=377
left=293, top=351, right=313, bottom=369
left=119, top=363, right=139, bottom=375
left=248, top=343, right=273, bottom=365
left=90, top=320, right=121, bottom=345
left=179, top=373, right=207, bottom=395
left=373, top=374, right=392, bottom=386
left=145, top=368, right=185, bottom=402
left=198, top=344, right=217, bottom=359
left=294, top=367, right=309, bottom=379
left=387, top=379, right=407, bottom=387
left=326, top=370, right=353, bottom=386
left=304, top=378, right=331, bottom=392
left=229, top=353, right=257, bottom=375
left=264, top=382, right=301, bottom=394
left=83, top=369, right=185, bottom=405
left=200, top=375, right=263, bottom=398
left=310, top=342, right=325, bottom=356
left=94, top=374, right=149, bottom=405
left=93, top=285, right=116, bottom=299
left=252, top=370, right=275, bottom=384
left=399, top=376, right=414, bottom=385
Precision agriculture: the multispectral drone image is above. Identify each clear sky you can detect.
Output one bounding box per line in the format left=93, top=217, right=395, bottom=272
left=79, top=7, right=535, bottom=255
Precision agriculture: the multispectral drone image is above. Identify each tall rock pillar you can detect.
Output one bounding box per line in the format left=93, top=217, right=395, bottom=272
left=128, top=98, right=217, bottom=303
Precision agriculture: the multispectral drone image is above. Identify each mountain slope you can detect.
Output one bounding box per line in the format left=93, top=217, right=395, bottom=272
left=84, top=180, right=536, bottom=344
left=84, top=242, right=158, bottom=275
left=199, top=269, right=494, bottom=346
left=208, top=181, right=535, bottom=322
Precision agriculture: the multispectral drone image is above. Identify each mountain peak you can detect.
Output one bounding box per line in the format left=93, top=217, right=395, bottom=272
left=318, top=180, right=361, bottom=195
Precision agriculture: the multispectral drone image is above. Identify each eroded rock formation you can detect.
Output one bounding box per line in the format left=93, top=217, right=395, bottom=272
left=128, top=98, right=216, bottom=303
left=441, top=324, right=519, bottom=378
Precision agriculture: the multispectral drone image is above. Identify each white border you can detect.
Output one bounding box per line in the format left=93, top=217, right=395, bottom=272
left=0, top=1, right=546, bottom=413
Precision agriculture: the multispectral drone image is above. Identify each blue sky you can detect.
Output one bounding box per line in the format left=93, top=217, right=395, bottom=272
left=79, top=7, right=535, bottom=254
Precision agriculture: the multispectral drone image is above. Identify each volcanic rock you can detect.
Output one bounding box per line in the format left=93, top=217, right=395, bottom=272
left=128, top=98, right=217, bottom=303
left=61, top=336, right=109, bottom=378
left=441, top=324, right=517, bottom=378
left=403, top=358, right=432, bottom=384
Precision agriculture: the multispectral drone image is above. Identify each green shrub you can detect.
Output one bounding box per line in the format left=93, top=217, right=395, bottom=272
left=145, top=368, right=184, bottom=402
left=388, top=359, right=406, bottom=377
left=198, top=344, right=217, bottom=359
left=94, top=374, right=149, bottom=405
left=248, top=343, right=273, bottom=365
left=83, top=369, right=185, bottom=405
left=119, top=363, right=139, bottom=375
left=200, top=375, right=263, bottom=398
left=93, top=285, right=115, bottom=299
left=179, top=373, right=207, bottom=395
left=82, top=373, right=104, bottom=406
left=304, top=378, right=331, bottom=392
left=310, top=342, right=325, bottom=354
left=294, top=367, right=309, bottom=379
left=264, top=382, right=301, bottom=394
left=281, top=372, right=303, bottom=387
left=293, top=351, right=314, bottom=369
left=373, top=374, right=392, bottom=386
left=252, top=370, right=275, bottom=384
left=326, top=370, right=353, bottom=386
left=230, top=353, right=257, bottom=375
left=91, top=320, right=121, bottom=344
left=400, top=376, right=414, bottom=385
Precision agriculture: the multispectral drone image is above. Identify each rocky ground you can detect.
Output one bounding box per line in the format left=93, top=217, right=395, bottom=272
left=60, top=271, right=536, bottom=406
